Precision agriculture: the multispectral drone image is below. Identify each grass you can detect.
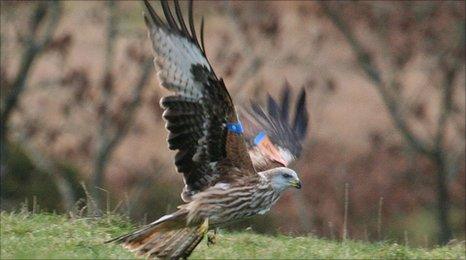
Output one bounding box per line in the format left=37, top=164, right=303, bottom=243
left=1, top=212, right=464, bottom=259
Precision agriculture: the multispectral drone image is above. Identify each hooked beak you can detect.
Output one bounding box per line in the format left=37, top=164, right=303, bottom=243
left=290, top=179, right=302, bottom=189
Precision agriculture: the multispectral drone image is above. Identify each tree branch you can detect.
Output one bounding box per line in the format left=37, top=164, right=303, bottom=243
left=104, top=58, right=153, bottom=161
left=1, top=2, right=61, bottom=135
left=99, top=1, right=118, bottom=135
left=320, top=2, right=433, bottom=156
left=91, top=58, right=152, bottom=213
left=433, top=55, right=461, bottom=154
left=223, top=1, right=264, bottom=97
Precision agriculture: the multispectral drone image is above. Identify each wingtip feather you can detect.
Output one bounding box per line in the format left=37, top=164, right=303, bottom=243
left=174, top=0, right=189, bottom=35
left=161, top=0, right=179, bottom=31
left=200, top=16, right=206, bottom=54
left=293, top=87, right=309, bottom=140
left=143, top=0, right=165, bottom=27
left=267, top=94, right=280, bottom=119
left=280, top=80, right=291, bottom=122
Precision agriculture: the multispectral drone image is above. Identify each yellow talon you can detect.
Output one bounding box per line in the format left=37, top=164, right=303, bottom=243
left=207, top=229, right=216, bottom=246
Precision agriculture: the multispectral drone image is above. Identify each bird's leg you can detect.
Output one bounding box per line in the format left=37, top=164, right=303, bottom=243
left=207, top=228, right=218, bottom=246
left=199, top=218, right=209, bottom=235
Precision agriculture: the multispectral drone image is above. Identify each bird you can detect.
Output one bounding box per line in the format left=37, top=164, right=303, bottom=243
left=107, top=0, right=309, bottom=258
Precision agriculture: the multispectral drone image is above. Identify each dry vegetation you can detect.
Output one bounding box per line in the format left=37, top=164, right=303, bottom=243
left=1, top=0, right=464, bottom=248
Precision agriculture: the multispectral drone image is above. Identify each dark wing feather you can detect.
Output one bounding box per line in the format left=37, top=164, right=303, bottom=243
left=143, top=0, right=254, bottom=201
left=293, top=88, right=308, bottom=141
left=280, top=81, right=291, bottom=122
left=240, top=83, right=309, bottom=172
left=267, top=94, right=280, bottom=120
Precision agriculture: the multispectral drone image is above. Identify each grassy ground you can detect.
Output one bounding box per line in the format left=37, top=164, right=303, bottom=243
left=1, top=212, right=464, bottom=259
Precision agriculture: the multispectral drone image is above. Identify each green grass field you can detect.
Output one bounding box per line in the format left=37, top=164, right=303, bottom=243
left=1, top=212, right=464, bottom=259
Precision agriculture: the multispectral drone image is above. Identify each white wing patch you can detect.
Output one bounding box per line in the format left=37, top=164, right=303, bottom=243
left=277, top=147, right=295, bottom=165
left=149, top=27, right=211, bottom=99
left=214, top=182, right=231, bottom=190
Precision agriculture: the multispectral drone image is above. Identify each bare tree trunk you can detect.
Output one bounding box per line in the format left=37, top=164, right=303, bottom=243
left=433, top=152, right=452, bottom=244
left=90, top=1, right=118, bottom=212
left=90, top=58, right=153, bottom=213
left=91, top=144, right=109, bottom=213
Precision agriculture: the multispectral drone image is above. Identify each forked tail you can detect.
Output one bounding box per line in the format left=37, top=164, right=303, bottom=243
left=107, top=210, right=208, bottom=259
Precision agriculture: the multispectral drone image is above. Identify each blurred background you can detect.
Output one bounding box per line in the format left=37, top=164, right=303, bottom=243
left=1, top=1, right=464, bottom=248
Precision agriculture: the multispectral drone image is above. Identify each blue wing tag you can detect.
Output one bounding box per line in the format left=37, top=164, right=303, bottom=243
left=226, top=122, right=244, bottom=134
left=253, top=131, right=267, bottom=146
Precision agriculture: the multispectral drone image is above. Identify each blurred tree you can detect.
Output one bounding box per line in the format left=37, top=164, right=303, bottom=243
left=89, top=1, right=152, bottom=213
left=0, top=1, right=82, bottom=211
left=1, top=1, right=61, bottom=169
left=0, top=1, right=152, bottom=214
left=321, top=1, right=465, bottom=244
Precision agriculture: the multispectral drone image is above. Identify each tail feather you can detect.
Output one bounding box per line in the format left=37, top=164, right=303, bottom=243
left=107, top=211, right=208, bottom=259
left=147, top=227, right=202, bottom=258
left=144, top=229, right=184, bottom=255
left=170, top=227, right=206, bottom=258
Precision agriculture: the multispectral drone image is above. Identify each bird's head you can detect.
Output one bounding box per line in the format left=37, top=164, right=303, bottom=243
left=260, top=167, right=302, bottom=192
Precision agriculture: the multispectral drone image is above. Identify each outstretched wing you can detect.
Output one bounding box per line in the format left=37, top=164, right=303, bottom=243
left=143, top=0, right=254, bottom=200
left=240, top=82, right=309, bottom=172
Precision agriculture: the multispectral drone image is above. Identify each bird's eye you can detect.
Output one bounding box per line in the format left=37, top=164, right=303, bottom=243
left=283, top=173, right=292, bottom=178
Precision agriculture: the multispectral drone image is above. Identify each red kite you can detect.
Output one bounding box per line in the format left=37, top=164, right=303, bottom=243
left=108, top=1, right=309, bottom=258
